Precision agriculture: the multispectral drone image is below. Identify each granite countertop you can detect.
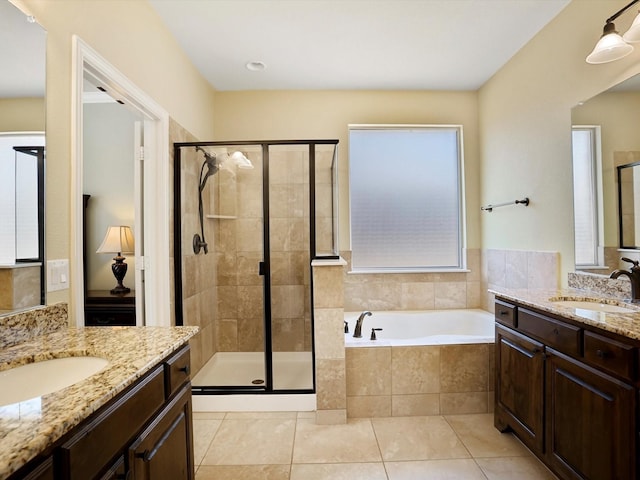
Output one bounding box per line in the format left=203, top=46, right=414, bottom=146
left=490, top=287, right=640, bottom=341
left=0, top=326, right=198, bottom=479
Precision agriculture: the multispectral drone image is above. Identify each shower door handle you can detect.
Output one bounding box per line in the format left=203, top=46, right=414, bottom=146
left=259, top=261, right=266, bottom=276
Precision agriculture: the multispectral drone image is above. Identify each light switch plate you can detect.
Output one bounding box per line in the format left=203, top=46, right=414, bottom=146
left=47, top=259, right=69, bottom=292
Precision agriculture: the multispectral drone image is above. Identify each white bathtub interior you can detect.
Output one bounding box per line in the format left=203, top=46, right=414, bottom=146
left=344, top=309, right=495, bottom=346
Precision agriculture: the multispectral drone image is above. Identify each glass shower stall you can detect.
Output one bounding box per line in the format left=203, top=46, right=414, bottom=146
left=173, top=140, right=338, bottom=395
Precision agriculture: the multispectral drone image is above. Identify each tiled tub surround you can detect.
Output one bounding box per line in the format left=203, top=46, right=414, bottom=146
left=0, top=325, right=198, bottom=479
left=0, top=303, right=68, bottom=349
left=312, top=259, right=347, bottom=424
left=342, top=249, right=483, bottom=312
left=482, top=249, right=560, bottom=312
left=345, top=341, right=494, bottom=418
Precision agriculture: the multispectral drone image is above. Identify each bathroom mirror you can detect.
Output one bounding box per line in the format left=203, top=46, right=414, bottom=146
left=0, top=1, right=46, bottom=315
left=571, top=73, right=640, bottom=268
left=617, top=161, right=640, bottom=249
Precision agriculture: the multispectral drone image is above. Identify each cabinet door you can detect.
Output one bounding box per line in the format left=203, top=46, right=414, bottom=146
left=129, top=384, right=194, bottom=480
left=546, top=349, right=635, bottom=480
left=494, top=324, right=545, bottom=453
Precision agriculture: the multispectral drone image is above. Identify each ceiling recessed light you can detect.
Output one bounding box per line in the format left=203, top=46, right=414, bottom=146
left=246, top=61, right=266, bottom=72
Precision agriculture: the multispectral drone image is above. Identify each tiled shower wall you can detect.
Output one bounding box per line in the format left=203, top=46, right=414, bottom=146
left=170, top=119, right=217, bottom=376
left=215, top=148, right=315, bottom=354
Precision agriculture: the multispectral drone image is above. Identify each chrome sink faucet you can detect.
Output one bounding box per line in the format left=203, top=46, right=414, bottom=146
left=610, top=257, right=640, bottom=303
left=353, top=311, right=372, bottom=338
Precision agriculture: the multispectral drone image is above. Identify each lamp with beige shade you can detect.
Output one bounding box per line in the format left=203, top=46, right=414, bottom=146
left=96, top=225, right=134, bottom=295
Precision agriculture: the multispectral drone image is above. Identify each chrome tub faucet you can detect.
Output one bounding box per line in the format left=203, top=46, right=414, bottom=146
left=353, top=311, right=372, bottom=338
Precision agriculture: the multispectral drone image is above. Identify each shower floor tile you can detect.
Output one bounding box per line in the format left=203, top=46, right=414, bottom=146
left=192, top=352, right=313, bottom=390
left=194, top=413, right=558, bottom=480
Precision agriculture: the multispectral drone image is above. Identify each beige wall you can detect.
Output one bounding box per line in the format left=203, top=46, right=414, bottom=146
left=0, top=98, right=45, bottom=132
left=213, top=91, right=481, bottom=252
left=83, top=103, right=138, bottom=291
left=479, top=0, right=640, bottom=287
left=9, top=0, right=637, bottom=311
left=12, top=0, right=216, bottom=305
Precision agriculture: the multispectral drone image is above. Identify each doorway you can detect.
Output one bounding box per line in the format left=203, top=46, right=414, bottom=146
left=72, top=36, right=171, bottom=327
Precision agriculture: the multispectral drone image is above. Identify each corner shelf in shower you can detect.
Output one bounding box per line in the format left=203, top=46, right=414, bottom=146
left=206, top=214, right=237, bottom=220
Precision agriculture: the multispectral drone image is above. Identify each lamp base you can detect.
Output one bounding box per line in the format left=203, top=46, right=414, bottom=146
left=110, top=255, right=130, bottom=296
left=110, top=285, right=131, bottom=295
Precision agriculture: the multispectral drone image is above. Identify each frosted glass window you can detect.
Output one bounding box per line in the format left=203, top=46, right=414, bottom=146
left=572, top=127, right=601, bottom=267
left=349, top=126, right=464, bottom=271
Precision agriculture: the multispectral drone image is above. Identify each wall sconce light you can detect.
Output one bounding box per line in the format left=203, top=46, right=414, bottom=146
left=587, top=0, right=640, bottom=64
left=96, top=225, right=135, bottom=294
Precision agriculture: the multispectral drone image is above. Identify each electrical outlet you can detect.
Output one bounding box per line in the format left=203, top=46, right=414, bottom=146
left=47, top=259, right=69, bottom=292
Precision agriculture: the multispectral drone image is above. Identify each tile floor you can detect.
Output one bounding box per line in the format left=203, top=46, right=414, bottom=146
left=192, top=411, right=558, bottom=479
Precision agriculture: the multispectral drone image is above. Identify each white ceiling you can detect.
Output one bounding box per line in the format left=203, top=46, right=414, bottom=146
left=1, top=0, right=572, bottom=97
left=149, top=0, right=571, bottom=92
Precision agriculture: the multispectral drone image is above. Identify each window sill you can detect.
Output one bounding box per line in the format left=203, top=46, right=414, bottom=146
left=348, top=268, right=471, bottom=275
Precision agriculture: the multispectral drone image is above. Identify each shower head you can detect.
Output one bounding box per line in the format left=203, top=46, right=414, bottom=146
left=229, top=151, right=254, bottom=169
left=193, top=146, right=221, bottom=255
left=196, top=146, right=219, bottom=191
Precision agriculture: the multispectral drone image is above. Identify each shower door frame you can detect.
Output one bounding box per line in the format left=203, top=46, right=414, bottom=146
left=174, top=139, right=339, bottom=395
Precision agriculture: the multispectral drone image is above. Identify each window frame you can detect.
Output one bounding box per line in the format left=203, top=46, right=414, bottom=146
left=571, top=125, right=604, bottom=268
left=348, top=124, right=467, bottom=273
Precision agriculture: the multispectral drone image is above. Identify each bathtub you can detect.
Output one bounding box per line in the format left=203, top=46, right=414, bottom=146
left=344, top=309, right=495, bottom=347
left=344, top=309, right=496, bottom=417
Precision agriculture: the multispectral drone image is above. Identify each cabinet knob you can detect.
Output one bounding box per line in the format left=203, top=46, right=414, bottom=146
left=499, top=310, right=508, bottom=316
left=596, top=349, right=608, bottom=359
left=179, top=365, right=190, bottom=375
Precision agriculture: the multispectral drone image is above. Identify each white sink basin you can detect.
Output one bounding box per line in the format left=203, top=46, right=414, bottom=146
left=0, top=356, right=109, bottom=407
left=551, top=300, right=637, bottom=314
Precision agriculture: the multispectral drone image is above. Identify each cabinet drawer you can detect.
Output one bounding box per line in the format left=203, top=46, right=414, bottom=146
left=495, top=300, right=516, bottom=327
left=584, top=331, right=637, bottom=382
left=518, top=308, right=581, bottom=356
left=128, top=384, right=194, bottom=480
left=164, top=345, right=191, bottom=399
left=11, top=456, right=54, bottom=480
left=60, top=365, right=165, bottom=479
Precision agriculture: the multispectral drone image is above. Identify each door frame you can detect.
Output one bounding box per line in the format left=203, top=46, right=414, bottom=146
left=71, top=36, right=171, bottom=327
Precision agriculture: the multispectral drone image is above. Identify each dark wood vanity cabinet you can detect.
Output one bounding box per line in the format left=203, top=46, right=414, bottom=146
left=494, top=299, right=639, bottom=480
left=18, top=457, right=55, bottom=480
left=495, top=323, right=545, bottom=452
left=8, top=344, right=194, bottom=480
left=128, top=384, right=194, bottom=479
left=546, top=348, right=635, bottom=480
